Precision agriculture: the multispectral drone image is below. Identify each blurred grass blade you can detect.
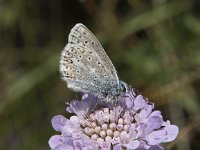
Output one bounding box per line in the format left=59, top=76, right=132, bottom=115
left=114, top=1, right=191, bottom=41
left=1, top=54, right=59, bottom=114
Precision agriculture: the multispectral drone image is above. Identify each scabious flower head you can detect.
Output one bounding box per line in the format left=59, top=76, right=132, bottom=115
left=49, top=89, right=178, bottom=150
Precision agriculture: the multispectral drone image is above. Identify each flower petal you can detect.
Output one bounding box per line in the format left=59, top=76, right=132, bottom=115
left=126, top=140, right=140, bottom=149
left=82, top=138, right=99, bottom=150
left=148, top=145, right=164, bottom=150
left=54, top=144, right=74, bottom=150
left=149, top=111, right=162, bottom=118
left=134, top=95, right=146, bottom=110
left=51, top=115, right=67, bottom=131
left=113, top=144, right=122, bottom=150
left=82, top=94, right=98, bottom=112
left=69, top=100, right=90, bottom=116
left=146, top=130, right=167, bottom=145
left=73, top=140, right=83, bottom=149
left=146, top=116, right=163, bottom=133
left=48, top=135, right=64, bottom=149
left=163, top=125, right=179, bottom=142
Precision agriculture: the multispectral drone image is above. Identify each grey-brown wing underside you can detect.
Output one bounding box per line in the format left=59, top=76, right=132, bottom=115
left=68, top=23, right=119, bottom=81
left=59, top=23, right=119, bottom=98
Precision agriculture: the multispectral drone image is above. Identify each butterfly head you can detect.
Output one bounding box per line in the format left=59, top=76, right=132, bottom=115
left=107, top=80, right=128, bottom=102
left=118, top=80, right=128, bottom=94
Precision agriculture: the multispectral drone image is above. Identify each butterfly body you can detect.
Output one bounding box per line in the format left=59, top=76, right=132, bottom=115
left=60, top=23, right=128, bottom=102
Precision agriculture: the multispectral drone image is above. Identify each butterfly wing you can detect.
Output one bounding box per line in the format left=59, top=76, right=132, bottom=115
left=60, top=23, right=119, bottom=98
left=68, top=23, right=119, bottom=82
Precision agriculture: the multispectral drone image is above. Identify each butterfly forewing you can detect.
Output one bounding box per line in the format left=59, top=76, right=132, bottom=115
left=69, top=24, right=119, bottom=81
left=60, top=23, right=120, bottom=98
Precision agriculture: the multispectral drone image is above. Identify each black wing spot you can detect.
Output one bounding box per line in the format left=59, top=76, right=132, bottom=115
left=71, top=48, right=77, bottom=54
left=71, top=35, right=76, bottom=38
left=66, top=59, right=73, bottom=63
left=104, top=74, right=108, bottom=78
left=65, top=52, right=72, bottom=57
left=88, top=57, right=91, bottom=61
left=66, top=73, right=71, bottom=77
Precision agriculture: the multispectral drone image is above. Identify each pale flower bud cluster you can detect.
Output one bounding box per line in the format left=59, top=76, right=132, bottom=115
left=80, top=106, right=134, bottom=146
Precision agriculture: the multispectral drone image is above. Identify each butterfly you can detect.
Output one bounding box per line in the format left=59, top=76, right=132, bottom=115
left=59, top=23, right=128, bottom=102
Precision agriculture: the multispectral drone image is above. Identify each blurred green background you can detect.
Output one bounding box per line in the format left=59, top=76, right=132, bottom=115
left=0, top=0, right=200, bottom=149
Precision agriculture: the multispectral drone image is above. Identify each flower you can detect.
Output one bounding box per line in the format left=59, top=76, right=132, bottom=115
left=49, top=89, right=179, bottom=150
